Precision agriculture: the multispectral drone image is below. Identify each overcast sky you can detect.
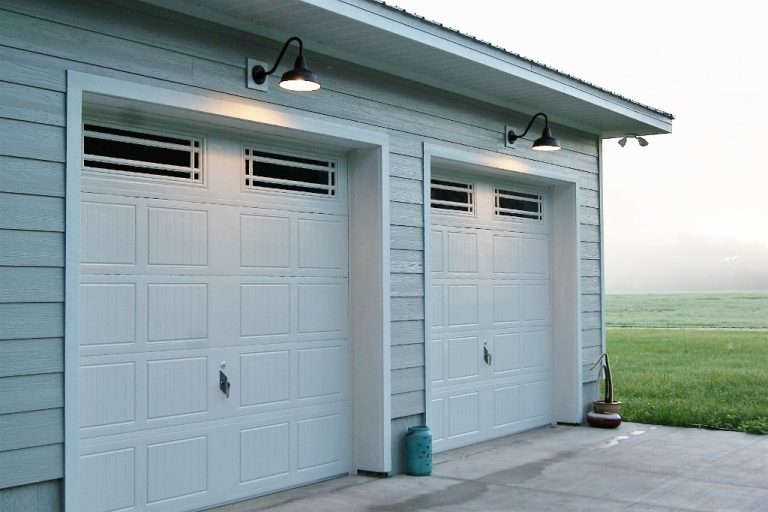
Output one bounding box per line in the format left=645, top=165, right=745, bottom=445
left=389, top=0, right=768, bottom=293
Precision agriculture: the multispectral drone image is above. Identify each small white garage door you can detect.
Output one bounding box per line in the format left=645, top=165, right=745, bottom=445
left=77, top=121, right=349, bottom=512
left=430, top=175, right=552, bottom=452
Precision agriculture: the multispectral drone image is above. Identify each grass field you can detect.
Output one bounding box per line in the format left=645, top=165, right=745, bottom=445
left=606, top=292, right=768, bottom=329
left=606, top=292, right=768, bottom=433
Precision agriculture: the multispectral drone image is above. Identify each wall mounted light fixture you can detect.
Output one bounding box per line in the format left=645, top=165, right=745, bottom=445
left=618, top=134, right=649, bottom=147
left=506, top=112, right=561, bottom=151
left=250, top=36, right=320, bottom=92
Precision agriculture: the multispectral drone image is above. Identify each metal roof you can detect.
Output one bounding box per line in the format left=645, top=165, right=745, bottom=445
left=143, top=0, right=673, bottom=137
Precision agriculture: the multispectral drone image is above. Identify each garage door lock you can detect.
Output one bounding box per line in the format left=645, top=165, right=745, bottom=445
left=219, top=371, right=231, bottom=398
left=483, top=343, right=492, bottom=366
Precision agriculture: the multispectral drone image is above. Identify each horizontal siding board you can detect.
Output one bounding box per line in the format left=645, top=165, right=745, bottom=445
left=391, top=250, right=423, bottom=274
left=582, top=328, right=602, bottom=349
left=0, top=268, right=63, bottom=303
left=391, top=367, right=425, bottom=395
left=391, top=297, right=424, bottom=322
left=391, top=343, right=425, bottom=370
left=0, top=480, right=62, bottom=510
left=580, top=242, right=600, bottom=260
left=389, top=154, right=422, bottom=181
left=582, top=312, right=602, bottom=330
left=0, top=409, right=63, bottom=451
left=0, top=193, right=64, bottom=232
left=581, top=294, right=602, bottom=313
left=580, top=188, right=600, bottom=208
left=390, top=202, right=423, bottom=228
left=391, top=320, right=424, bottom=346
left=0, top=303, right=63, bottom=340
left=391, top=390, right=425, bottom=418
left=391, top=274, right=424, bottom=298
left=580, top=206, right=600, bottom=226
left=390, top=176, right=423, bottom=205
left=0, top=373, right=63, bottom=414
left=0, top=119, right=64, bottom=163
left=0, top=156, right=64, bottom=197
left=581, top=276, right=601, bottom=295
left=0, top=444, right=63, bottom=489
left=0, top=230, right=64, bottom=267
left=0, top=338, right=63, bottom=378
left=0, top=45, right=68, bottom=92
left=0, top=81, right=64, bottom=126
left=390, top=225, right=423, bottom=251
left=580, top=224, right=601, bottom=243
left=581, top=259, right=601, bottom=278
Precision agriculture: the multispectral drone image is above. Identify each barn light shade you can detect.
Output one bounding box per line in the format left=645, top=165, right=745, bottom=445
left=507, top=112, right=561, bottom=151
left=251, top=36, right=320, bottom=92
left=618, top=134, right=649, bottom=147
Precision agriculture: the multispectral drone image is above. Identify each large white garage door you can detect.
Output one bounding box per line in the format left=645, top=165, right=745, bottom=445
left=77, top=121, right=349, bottom=512
left=430, top=175, right=552, bottom=452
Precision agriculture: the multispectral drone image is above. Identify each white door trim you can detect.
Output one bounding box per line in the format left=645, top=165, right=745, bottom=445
left=65, top=71, right=391, bottom=511
left=422, top=142, right=583, bottom=440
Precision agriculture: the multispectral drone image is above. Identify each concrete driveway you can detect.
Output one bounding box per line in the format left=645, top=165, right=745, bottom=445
left=209, top=422, right=768, bottom=512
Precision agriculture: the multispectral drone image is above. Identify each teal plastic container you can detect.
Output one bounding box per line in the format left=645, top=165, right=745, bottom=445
left=404, top=426, right=432, bottom=476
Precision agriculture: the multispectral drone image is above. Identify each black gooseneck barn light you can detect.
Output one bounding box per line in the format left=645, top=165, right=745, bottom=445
left=251, top=36, right=320, bottom=92
left=506, top=112, right=561, bottom=151
left=618, top=133, right=649, bottom=147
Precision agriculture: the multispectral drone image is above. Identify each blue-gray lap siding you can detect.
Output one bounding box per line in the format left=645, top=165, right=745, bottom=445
left=0, top=0, right=604, bottom=504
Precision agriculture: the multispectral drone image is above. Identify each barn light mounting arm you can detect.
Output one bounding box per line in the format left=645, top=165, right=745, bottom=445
left=506, top=112, right=561, bottom=151
left=251, top=36, right=320, bottom=92
left=618, top=133, right=649, bottom=147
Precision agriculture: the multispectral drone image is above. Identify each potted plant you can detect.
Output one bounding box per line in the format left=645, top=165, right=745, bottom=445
left=590, top=352, right=622, bottom=414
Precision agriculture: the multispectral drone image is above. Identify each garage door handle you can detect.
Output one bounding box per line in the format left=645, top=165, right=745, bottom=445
left=483, top=345, right=492, bottom=366
left=219, top=370, right=231, bottom=398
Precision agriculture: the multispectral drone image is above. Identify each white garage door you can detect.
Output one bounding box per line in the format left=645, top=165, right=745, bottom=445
left=430, top=175, right=552, bottom=452
left=77, top=121, right=349, bottom=512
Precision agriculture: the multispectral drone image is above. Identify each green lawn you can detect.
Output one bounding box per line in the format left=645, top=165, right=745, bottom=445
left=608, top=328, right=768, bottom=433
left=606, top=292, right=768, bottom=329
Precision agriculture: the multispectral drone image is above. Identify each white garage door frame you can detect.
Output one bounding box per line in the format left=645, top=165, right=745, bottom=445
left=64, top=71, right=392, bottom=511
left=422, top=143, right=583, bottom=444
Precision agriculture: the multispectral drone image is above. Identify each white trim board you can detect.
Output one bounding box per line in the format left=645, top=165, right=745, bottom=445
left=421, top=142, right=583, bottom=438
left=64, top=71, right=392, bottom=511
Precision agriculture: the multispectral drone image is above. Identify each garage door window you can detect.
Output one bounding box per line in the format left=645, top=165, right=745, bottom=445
left=83, top=123, right=202, bottom=182
left=494, top=187, right=543, bottom=220
left=430, top=178, right=474, bottom=213
left=244, top=147, right=337, bottom=196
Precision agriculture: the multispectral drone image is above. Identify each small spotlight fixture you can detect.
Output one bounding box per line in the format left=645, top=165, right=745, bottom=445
left=251, top=36, right=320, bottom=92
left=618, top=134, right=649, bottom=147
left=506, top=112, right=561, bottom=151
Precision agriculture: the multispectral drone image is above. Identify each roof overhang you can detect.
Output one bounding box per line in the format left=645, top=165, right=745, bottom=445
left=141, top=0, right=673, bottom=138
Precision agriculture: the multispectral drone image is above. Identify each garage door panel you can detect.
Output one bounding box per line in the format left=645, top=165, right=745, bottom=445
left=523, top=380, right=551, bottom=419
left=240, top=214, right=291, bottom=269
left=446, top=285, right=479, bottom=327
left=80, top=362, right=136, bottom=429
left=239, top=422, right=290, bottom=483
left=492, top=284, right=521, bottom=324
left=297, top=413, right=347, bottom=470
left=80, top=283, right=137, bottom=346
left=493, top=385, right=521, bottom=427
left=522, top=331, right=549, bottom=369
left=297, top=345, right=346, bottom=399
left=522, top=283, right=549, bottom=321
left=297, top=217, right=347, bottom=270
left=146, top=435, right=208, bottom=504
left=80, top=448, right=135, bottom=512
left=491, top=234, right=519, bottom=274
left=447, top=336, right=480, bottom=380
left=492, top=333, right=521, bottom=374
left=147, top=207, right=208, bottom=267
left=81, top=201, right=137, bottom=265
left=520, top=237, right=549, bottom=275
left=240, top=283, right=291, bottom=337
left=447, top=231, right=478, bottom=273
left=147, top=283, right=208, bottom=342
left=239, top=351, right=291, bottom=407
left=146, top=356, right=208, bottom=419
left=297, top=282, right=347, bottom=334
left=448, top=393, right=480, bottom=438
